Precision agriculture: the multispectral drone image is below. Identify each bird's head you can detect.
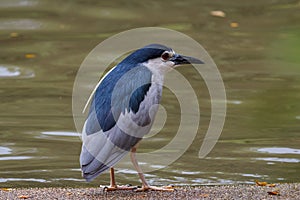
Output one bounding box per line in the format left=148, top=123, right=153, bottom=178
left=122, top=44, right=204, bottom=74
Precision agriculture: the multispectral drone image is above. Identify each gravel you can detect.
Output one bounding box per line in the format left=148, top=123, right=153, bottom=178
left=1, top=183, right=299, bottom=200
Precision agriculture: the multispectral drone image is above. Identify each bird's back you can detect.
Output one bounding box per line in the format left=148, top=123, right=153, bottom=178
left=80, top=63, right=163, bottom=181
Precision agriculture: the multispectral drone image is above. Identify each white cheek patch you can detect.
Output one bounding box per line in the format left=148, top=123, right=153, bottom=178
left=143, top=58, right=174, bottom=77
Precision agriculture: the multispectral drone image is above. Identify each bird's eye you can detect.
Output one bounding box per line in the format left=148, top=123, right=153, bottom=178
left=161, top=52, right=171, bottom=61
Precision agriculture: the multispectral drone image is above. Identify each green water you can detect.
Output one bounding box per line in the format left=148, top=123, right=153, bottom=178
left=0, top=0, right=299, bottom=187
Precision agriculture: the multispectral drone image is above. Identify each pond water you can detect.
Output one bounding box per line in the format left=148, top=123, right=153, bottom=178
left=0, top=0, right=299, bottom=187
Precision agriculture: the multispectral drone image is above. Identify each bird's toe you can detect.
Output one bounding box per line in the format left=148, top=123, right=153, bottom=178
left=101, top=184, right=138, bottom=192
left=134, top=185, right=175, bottom=192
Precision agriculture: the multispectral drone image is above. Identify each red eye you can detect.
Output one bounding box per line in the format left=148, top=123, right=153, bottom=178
left=161, top=52, right=170, bottom=61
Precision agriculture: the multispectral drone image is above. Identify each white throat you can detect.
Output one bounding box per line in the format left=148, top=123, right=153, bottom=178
left=143, top=57, right=174, bottom=84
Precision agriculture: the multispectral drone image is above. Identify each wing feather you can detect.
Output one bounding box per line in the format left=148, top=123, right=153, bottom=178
left=80, top=64, right=154, bottom=181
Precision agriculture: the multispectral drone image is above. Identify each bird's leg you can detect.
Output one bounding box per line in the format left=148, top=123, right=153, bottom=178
left=130, top=146, right=174, bottom=192
left=100, top=168, right=136, bottom=191
left=109, top=168, right=117, bottom=188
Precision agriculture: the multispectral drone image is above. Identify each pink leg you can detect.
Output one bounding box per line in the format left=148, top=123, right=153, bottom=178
left=130, top=146, right=175, bottom=192
left=100, top=168, right=136, bottom=191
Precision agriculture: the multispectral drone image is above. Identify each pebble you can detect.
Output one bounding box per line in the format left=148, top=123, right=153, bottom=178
left=0, top=183, right=299, bottom=200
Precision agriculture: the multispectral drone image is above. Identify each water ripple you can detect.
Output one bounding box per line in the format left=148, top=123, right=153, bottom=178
left=0, top=156, right=32, bottom=161
left=41, top=131, right=81, bottom=137
left=0, top=178, right=48, bottom=183
left=255, top=157, right=300, bottom=163
left=0, top=65, right=35, bottom=78
left=256, top=147, right=300, bottom=155
left=0, top=146, right=12, bottom=155
left=0, top=0, right=37, bottom=8
left=0, top=19, right=42, bottom=30
left=51, top=178, right=84, bottom=182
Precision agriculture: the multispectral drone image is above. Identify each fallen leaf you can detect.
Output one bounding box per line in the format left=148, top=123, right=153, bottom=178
left=255, top=180, right=268, bottom=186
left=199, top=193, right=209, bottom=197
left=25, top=54, right=36, bottom=59
left=18, top=195, right=30, bottom=199
left=1, top=188, right=13, bottom=191
left=267, top=190, right=280, bottom=196
left=230, top=22, right=239, bottom=28
left=66, top=192, right=72, bottom=195
left=210, top=10, right=226, bottom=18
left=10, top=32, right=19, bottom=38
left=163, top=185, right=175, bottom=189
left=268, top=183, right=276, bottom=187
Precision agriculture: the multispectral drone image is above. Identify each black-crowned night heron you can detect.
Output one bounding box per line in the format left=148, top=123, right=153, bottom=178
left=80, top=44, right=203, bottom=191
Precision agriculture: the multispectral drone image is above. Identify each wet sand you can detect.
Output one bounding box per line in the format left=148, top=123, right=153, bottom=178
left=1, top=183, right=299, bottom=199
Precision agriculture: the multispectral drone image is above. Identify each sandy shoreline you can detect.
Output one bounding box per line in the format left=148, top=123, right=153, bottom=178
left=1, top=183, right=299, bottom=199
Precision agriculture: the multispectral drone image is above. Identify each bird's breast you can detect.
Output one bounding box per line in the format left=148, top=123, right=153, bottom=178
left=132, top=81, right=162, bottom=125
left=116, top=82, right=162, bottom=139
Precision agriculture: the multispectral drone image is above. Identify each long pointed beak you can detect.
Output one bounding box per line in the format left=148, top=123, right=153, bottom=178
left=170, top=54, right=204, bottom=65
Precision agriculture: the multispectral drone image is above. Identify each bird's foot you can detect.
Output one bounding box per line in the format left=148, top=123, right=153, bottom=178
left=134, top=185, right=175, bottom=192
left=101, top=184, right=137, bottom=191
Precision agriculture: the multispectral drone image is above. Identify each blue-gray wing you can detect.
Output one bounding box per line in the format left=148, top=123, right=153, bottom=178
left=80, top=65, right=157, bottom=181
